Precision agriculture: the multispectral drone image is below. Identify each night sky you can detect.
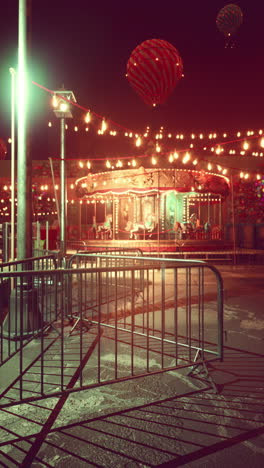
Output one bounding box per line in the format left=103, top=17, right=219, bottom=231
left=1, top=0, right=264, bottom=161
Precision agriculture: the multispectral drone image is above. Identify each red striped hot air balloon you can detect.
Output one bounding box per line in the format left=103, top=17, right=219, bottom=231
left=0, top=139, right=7, bottom=160
left=216, top=4, right=243, bottom=46
left=126, top=39, right=183, bottom=107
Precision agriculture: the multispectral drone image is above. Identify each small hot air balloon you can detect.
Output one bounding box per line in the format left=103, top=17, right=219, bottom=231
left=126, top=38, right=183, bottom=107
left=216, top=4, right=243, bottom=47
left=0, top=139, right=7, bottom=160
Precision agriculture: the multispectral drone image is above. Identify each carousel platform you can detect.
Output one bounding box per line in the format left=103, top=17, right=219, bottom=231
left=67, top=239, right=264, bottom=264
left=69, top=238, right=232, bottom=253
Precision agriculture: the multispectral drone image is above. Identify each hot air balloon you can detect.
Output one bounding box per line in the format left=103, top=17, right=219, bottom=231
left=216, top=4, right=243, bottom=47
left=0, top=139, right=7, bottom=160
left=126, top=39, right=183, bottom=107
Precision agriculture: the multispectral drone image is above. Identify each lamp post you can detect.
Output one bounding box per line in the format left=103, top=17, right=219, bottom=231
left=9, top=67, right=16, bottom=263
left=52, top=89, right=76, bottom=258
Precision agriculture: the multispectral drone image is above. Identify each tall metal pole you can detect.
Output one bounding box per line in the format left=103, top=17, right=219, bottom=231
left=231, top=174, right=236, bottom=264
left=9, top=67, right=16, bottom=262
left=17, top=0, right=32, bottom=260
left=60, top=117, right=66, bottom=256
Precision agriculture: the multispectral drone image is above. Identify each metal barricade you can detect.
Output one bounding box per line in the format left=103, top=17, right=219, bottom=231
left=0, top=255, right=59, bottom=367
left=0, top=256, right=223, bottom=409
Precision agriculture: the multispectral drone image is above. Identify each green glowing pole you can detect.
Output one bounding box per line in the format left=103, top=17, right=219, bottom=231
left=17, top=0, right=32, bottom=260
left=9, top=67, right=16, bottom=263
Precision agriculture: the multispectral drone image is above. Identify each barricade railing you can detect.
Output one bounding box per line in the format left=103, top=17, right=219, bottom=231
left=0, top=256, right=224, bottom=408
left=0, top=254, right=58, bottom=273
left=0, top=255, right=59, bottom=367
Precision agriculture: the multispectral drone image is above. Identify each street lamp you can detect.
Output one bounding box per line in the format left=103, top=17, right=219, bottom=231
left=52, top=89, right=76, bottom=258
left=9, top=67, right=16, bottom=264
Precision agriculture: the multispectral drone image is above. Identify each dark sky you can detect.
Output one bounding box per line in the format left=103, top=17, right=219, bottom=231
left=1, top=0, right=264, bottom=160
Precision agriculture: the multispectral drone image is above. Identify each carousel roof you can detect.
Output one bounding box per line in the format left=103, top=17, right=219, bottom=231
left=75, top=166, right=230, bottom=199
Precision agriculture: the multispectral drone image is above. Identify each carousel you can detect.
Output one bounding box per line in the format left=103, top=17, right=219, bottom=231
left=74, top=165, right=230, bottom=252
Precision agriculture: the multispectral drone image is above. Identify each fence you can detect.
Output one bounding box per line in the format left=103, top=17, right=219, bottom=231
left=0, top=255, right=223, bottom=409
left=0, top=255, right=58, bottom=367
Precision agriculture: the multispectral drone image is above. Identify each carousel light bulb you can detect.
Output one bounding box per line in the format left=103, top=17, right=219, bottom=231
left=106, top=160, right=111, bottom=168
left=243, top=141, right=249, bottom=150
left=182, top=152, right=190, bottom=164
left=132, top=159, right=137, bottom=167
left=173, top=151, right=179, bottom=159
left=85, top=111, right=91, bottom=123
left=156, top=144, right=161, bottom=153
left=135, top=137, right=141, bottom=147
left=169, top=154, right=174, bottom=163
left=222, top=168, right=227, bottom=175
left=192, top=159, right=198, bottom=165
left=74, top=126, right=78, bottom=132
left=207, top=163, right=212, bottom=170
left=70, top=184, right=74, bottom=189
left=191, top=134, right=195, bottom=139
left=244, top=173, right=249, bottom=179
left=215, top=147, right=221, bottom=154
left=151, top=156, right=157, bottom=165
left=101, top=120, right=107, bottom=132
left=237, top=131, right=241, bottom=137
left=87, top=161, right=91, bottom=169
left=259, top=129, right=263, bottom=135
left=48, top=122, right=52, bottom=127
left=240, top=171, right=244, bottom=178
left=260, top=138, right=264, bottom=148
left=168, top=133, right=172, bottom=138
left=256, top=174, right=261, bottom=180
left=199, top=133, right=203, bottom=139
left=217, top=165, right=222, bottom=171
left=79, top=161, right=84, bottom=168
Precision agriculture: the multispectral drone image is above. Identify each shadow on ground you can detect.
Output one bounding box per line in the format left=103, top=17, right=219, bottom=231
left=0, top=344, right=263, bottom=467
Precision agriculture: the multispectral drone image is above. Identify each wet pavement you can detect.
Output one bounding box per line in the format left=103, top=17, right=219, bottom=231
left=0, top=263, right=263, bottom=467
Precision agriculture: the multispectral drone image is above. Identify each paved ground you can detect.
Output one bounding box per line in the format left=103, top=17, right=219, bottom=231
left=0, top=263, right=263, bottom=467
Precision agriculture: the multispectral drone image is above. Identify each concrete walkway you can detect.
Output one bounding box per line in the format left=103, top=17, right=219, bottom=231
left=0, top=264, right=263, bottom=467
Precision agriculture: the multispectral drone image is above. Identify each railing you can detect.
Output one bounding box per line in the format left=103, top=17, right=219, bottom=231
left=0, top=255, right=223, bottom=409
left=75, top=246, right=144, bottom=255
left=0, top=255, right=58, bottom=367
